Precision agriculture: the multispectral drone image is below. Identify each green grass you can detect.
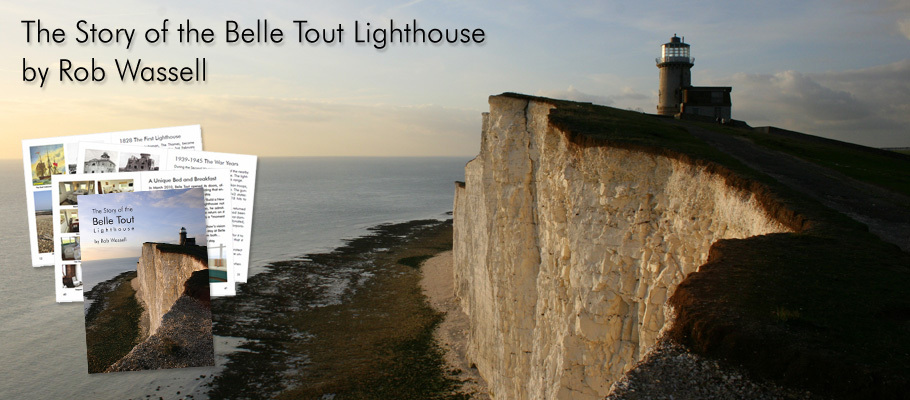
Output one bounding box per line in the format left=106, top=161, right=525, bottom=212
left=155, top=242, right=208, bottom=264
left=502, top=93, right=786, bottom=188
left=694, top=122, right=910, bottom=197
left=534, top=94, right=716, bottom=155
left=671, top=230, right=910, bottom=398
left=771, top=306, right=801, bottom=323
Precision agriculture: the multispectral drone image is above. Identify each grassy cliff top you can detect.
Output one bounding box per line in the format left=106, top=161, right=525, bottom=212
left=150, top=243, right=208, bottom=266
left=496, top=92, right=910, bottom=399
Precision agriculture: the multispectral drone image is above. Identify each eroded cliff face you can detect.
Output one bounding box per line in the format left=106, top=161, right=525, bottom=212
left=453, top=95, right=792, bottom=399
left=107, top=292, right=214, bottom=372
left=136, top=243, right=208, bottom=337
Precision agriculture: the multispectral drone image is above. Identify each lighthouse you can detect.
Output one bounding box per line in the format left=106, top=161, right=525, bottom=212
left=656, top=35, right=732, bottom=120
left=656, top=35, right=693, bottom=116
left=178, top=226, right=197, bottom=246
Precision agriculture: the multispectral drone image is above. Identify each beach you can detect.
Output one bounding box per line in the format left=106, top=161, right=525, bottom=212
left=420, top=250, right=490, bottom=399
left=209, top=218, right=482, bottom=399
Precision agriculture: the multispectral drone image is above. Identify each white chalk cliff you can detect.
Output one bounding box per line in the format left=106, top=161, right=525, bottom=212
left=453, top=95, right=792, bottom=399
left=107, top=243, right=213, bottom=372
left=135, top=243, right=208, bottom=337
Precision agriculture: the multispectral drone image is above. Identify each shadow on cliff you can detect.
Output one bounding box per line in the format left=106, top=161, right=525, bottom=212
left=184, top=269, right=211, bottom=309
left=468, top=93, right=910, bottom=399
left=538, top=93, right=910, bottom=398
left=669, top=231, right=910, bottom=399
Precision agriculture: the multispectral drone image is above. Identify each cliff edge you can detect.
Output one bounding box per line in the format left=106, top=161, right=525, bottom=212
left=107, top=243, right=213, bottom=372
left=135, top=242, right=208, bottom=337
left=453, top=93, right=910, bottom=399
left=108, top=270, right=214, bottom=372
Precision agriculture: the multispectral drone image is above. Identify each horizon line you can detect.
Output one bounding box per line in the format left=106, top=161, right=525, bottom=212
left=0, top=154, right=479, bottom=161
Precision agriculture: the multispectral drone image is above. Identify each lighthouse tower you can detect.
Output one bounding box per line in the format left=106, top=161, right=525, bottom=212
left=179, top=227, right=187, bottom=246
left=656, top=34, right=694, bottom=116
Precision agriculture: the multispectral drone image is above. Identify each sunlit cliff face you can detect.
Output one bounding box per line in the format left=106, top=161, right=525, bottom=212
left=453, top=95, right=790, bottom=399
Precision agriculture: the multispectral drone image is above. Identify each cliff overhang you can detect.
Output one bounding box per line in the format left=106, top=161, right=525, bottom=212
left=453, top=93, right=910, bottom=399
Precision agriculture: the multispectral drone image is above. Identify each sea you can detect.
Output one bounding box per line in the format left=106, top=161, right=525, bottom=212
left=82, top=257, right=138, bottom=294
left=81, top=257, right=139, bottom=313
left=0, top=156, right=469, bottom=399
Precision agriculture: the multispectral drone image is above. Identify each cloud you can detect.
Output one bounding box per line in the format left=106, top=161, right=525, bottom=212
left=149, top=187, right=204, bottom=209
left=535, top=86, right=653, bottom=113
left=769, top=70, right=869, bottom=121
left=900, top=18, right=910, bottom=40
left=727, top=59, right=910, bottom=147
left=536, top=86, right=615, bottom=106
left=0, top=96, right=483, bottom=158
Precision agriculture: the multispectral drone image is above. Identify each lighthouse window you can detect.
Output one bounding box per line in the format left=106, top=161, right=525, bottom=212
left=662, top=46, right=689, bottom=58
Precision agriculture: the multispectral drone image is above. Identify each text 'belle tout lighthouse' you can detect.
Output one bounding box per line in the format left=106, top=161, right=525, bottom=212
left=656, top=35, right=732, bottom=120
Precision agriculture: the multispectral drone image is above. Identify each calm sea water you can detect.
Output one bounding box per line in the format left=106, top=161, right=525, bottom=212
left=81, top=257, right=139, bottom=314
left=82, top=257, right=138, bottom=294
left=0, top=157, right=468, bottom=399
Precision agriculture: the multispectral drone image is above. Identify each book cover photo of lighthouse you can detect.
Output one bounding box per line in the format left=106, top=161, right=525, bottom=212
left=78, top=188, right=214, bottom=374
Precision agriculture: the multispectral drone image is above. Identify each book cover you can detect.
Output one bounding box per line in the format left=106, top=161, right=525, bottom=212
left=78, top=187, right=214, bottom=373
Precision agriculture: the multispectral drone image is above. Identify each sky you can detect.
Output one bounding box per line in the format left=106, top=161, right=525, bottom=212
left=79, top=188, right=207, bottom=260
left=34, top=190, right=51, bottom=211
left=1, top=0, right=908, bottom=160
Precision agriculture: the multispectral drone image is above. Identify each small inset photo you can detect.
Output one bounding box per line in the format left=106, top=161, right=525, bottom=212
left=208, top=242, right=228, bottom=283
left=62, top=263, right=82, bottom=289
left=65, top=142, right=79, bottom=174
left=59, top=181, right=97, bottom=205
left=99, top=179, right=134, bottom=194
left=119, top=152, right=159, bottom=172
left=30, top=144, right=65, bottom=186
left=34, top=191, right=53, bottom=254
left=61, top=237, right=81, bottom=261
left=83, top=149, right=118, bottom=173
left=60, top=209, right=80, bottom=234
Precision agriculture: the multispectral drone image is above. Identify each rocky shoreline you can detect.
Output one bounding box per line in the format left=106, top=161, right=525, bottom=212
left=109, top=269, right=214, bottom=372
left=83, top=270, right=143, bottom=374
left=606, top=340, right=821, bottom=399
left=209, top=218, right=474, bottom=399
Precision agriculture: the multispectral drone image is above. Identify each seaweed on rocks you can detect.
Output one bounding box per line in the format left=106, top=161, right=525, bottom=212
left=210, top=219, right=467, bottom=399
left=83, top=270, right=143, bottom=373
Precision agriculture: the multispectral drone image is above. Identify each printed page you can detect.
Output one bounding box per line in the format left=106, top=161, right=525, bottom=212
left=22, top=125, right=202, bottom=268
left=75, top=144, right=258, bottom=282
left=51, top=169, right=235, bottom=302
left=164, top=151, right=257, bottom=282
left=143, top=170, right=236, bottom=297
